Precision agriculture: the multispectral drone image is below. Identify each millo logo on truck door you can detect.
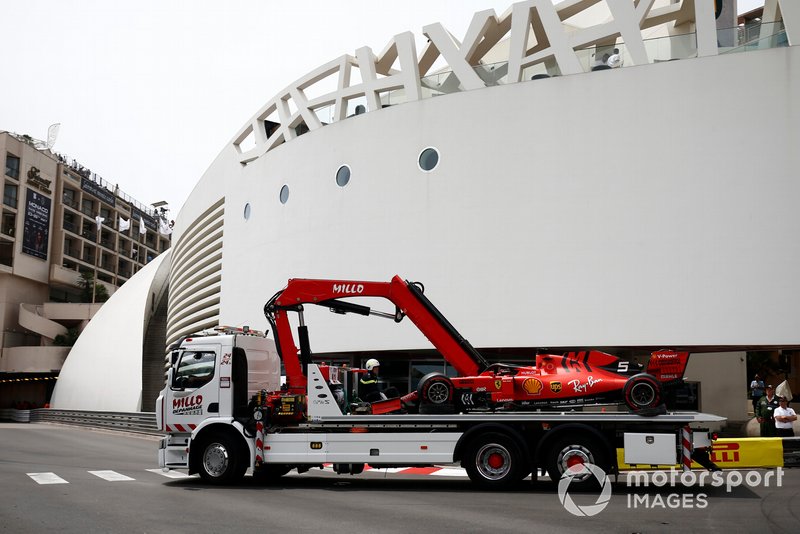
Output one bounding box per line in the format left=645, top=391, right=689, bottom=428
left=173, top=395, right=203, bottom=415
left=332, top=283, right=364, bottom=294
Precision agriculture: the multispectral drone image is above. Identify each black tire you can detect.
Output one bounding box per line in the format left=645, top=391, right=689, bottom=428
left=253, top=464, right=292, bottom=484
left=623, top=373, right=662, bottom=411
left=196, top=433, right=247, bottom=485
left=417, top=372, right=455, bottom=411
left=545, top=434, right=610, bottom=491
left=464, top=432, right=527, bottom=489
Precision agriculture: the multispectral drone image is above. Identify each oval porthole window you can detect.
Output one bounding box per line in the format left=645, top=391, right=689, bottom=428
left=336, top=165, right=351, bottom=187
left=279, top=185, right=290, bottom=204
left=243, top=203, right=251, bottom=220
left=418, top=147, right=439, bottom=172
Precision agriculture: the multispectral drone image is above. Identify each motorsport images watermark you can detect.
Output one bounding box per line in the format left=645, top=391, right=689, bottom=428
left=557, top=464, right=785, bottom=517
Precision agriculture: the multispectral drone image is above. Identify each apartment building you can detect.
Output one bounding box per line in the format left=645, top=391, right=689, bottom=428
left=0, top=130, right=169, bottom=406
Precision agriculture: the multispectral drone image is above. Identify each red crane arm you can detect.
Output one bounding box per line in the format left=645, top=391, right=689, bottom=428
left=264, top=275, right=486, bottom=392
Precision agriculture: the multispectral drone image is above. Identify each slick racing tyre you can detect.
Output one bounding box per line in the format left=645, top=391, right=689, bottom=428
left=623, top=373, right=662, bottom=411
left=417, top=372, right=456, bottom=414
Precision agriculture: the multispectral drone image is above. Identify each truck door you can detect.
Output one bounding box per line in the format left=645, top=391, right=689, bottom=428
left=169, top=344, right=221, bottom=430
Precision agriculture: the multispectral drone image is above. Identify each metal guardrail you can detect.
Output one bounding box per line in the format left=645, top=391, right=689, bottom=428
left=0, top=408, right=31, bottom=422
left=783, top=437, right=800, bottom=467
left=0, top=408, right=162, bottom=435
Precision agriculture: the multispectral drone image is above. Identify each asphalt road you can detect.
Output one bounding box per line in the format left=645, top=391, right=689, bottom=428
left=1, top=422, right=798, bottom=533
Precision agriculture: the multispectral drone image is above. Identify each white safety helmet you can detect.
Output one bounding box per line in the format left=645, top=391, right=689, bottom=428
left=365, top=358, right=380, bottom=371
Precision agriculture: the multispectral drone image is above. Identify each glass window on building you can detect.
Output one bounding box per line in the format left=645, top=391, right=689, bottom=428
left=1, top=212, right=15, bottom=237
left=64, top=237, right=75, bottom=258
left=63, top=212, right=76, bottom=233
left=0, top=239, right=13, bottom=267
left=63, top=188, right=78, bottom=209
left=82, top=221, right=95, bottom=241
left=81, top=199, right=94, bottom=216
left=4, top=153, right=20, bottom=179
left=3, top=183, right=17, bottom=208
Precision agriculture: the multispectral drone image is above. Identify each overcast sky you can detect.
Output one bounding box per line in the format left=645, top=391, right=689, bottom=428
left=2, top=0, right=765, bottom=218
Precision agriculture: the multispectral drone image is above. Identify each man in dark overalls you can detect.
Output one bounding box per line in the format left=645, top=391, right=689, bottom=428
left=756, top=385, right=779, bottom=437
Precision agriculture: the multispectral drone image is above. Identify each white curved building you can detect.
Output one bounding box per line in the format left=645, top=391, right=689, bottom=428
left=58, top=1, right=800, bottom=420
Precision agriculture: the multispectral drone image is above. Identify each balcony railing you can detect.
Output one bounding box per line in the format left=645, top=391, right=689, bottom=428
left=62, top=196, right=80, bottom=210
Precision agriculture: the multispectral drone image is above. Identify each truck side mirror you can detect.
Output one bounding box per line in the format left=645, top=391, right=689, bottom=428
left=172, top=372, right=187, bottom=390
left=170, top=351, right=179, bottom=366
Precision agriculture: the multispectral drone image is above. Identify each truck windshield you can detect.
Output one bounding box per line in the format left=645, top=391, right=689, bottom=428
left=174, top=351, right=216, bottom=388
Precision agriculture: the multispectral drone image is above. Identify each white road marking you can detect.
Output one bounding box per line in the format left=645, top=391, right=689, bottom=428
left=88, top=470, right=135, bottom=481
left=27, top=472, right=69, bottom=485
left=146, top=468, right=192, bottom=479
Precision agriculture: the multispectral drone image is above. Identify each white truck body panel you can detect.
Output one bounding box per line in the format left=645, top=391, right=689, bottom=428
left=263, top=432, right=461, bottom=464
left=623, top=432, right=678, bottom=465
left=235, top=335, right=280, bottom=396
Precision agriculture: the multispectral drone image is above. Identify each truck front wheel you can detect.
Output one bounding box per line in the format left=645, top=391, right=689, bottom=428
left=464, top=433, right=527, bottom=489
left=197, top=434, right=246, bottom=484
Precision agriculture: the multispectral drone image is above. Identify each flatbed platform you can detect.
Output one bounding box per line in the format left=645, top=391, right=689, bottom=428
left=305, top=411, right=726, bottom=426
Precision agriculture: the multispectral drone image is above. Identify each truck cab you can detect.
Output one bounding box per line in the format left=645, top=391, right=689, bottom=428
left=156, top=328, right=280, bottom=472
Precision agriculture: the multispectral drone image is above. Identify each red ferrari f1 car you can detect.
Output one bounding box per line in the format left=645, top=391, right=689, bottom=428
left=408, top=349, right=689, bottom=414
left=264, top=276, right=690, bottom=415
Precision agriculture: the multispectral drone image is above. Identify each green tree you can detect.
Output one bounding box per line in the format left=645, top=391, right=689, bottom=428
left=77, top=272, right=109, bottom=303
left=53, top=327, right=80, bottom=347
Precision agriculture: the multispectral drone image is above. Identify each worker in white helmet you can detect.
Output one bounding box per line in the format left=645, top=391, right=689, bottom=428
left=360, top=358, right=386, bottom=402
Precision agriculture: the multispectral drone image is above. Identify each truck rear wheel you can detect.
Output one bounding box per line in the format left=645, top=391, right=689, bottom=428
left=464, top=432, right=526, bottom=489
left=545, top=435, right=610, bottom=490
left=197, top=433, right=246, bottom=484
left=417, top=372, right=456, bottom=414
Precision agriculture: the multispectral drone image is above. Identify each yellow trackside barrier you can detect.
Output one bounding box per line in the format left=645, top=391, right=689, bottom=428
left=617, top=438, right=785, bottom=470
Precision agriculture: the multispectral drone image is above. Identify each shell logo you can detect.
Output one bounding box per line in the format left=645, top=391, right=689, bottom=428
left=522, top=378, right=543, bottom=395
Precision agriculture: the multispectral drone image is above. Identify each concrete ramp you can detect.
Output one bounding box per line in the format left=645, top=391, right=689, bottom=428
left=50, top=250, right=171, bottom=411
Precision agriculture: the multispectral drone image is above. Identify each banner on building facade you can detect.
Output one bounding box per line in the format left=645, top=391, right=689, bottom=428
left=132, top=208, right=157, bottom=232
left=22, top=189, right=51, bottom=260
left=80, top=176, right=116, bottom=207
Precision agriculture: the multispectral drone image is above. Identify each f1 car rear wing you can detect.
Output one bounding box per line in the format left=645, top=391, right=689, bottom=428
left=646, top=350, right=690, bottom=383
